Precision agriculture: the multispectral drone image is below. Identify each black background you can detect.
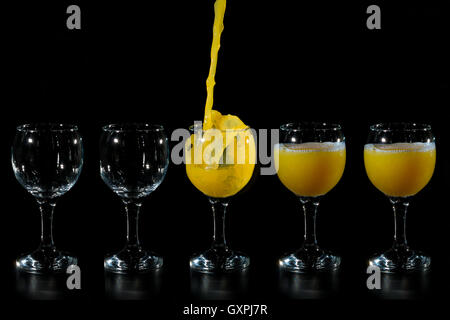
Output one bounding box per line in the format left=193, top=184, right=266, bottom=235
left=2, top=0, right=450, bottom=317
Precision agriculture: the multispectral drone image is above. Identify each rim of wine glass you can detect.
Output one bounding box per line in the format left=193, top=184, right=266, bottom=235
left=102, top=123, right=165, bottom=133
left=16, top=123, right=79, bottom=133
left=188, top=124, right=251, bottom=133
left=280, top=122, right=342, bottom=132
left=369, top=122, right=432, bottom=133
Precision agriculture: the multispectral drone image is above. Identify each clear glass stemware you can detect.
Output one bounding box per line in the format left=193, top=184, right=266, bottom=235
left=12, top=123, right=83, bottom=273
left=365, top=123, right=436, bottom=272
left=100, top=124, right=169, bottom=273
left=276, top=122, right=346, bottom=272
left=185, top=124, right=256, bottom=273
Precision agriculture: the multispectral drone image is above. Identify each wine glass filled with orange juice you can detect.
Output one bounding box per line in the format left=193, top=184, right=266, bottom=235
left=365, top=123, right=436, bottom=272
left=186, top=0, right=257, bottom=273
left=186, top=123, right=256, bottom=272
left=275, top=122, right=346, bottom=272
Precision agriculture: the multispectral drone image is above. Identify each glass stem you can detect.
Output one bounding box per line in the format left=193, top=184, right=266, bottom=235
left=300, top=197, right=320, bottom=250
left=123, top=200, right=142, bottom=250
left=37, top=199, right=56, bottom=251
left=390, top=197, right=409, bottom=251
left=209, top=198, right=229, bottom=252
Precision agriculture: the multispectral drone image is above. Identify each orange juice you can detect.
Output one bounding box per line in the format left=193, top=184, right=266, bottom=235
left=186, top=128, right=256, bottom=198
left=364, top=143, right=436, bottom=197
left=275, top=142, right=346, bottom=197
left=186, top=0, right=256, bottom=198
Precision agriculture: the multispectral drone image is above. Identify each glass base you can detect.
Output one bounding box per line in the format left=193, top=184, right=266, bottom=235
left=190, top=248, right=250, bottom=273
left=369, top=247, right=430, bottom=273
left=279, top=247, right=341, bottom=273
left=16, top=248, right=78, bottom=274
left=104, top=246, right=163, bottom=274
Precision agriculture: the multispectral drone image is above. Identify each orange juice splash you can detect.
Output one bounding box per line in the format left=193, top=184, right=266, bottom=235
left=185, top=0, right=256, bottom=198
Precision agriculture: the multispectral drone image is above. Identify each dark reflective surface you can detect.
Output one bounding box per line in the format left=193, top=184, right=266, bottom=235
left=371, top=272, right=432, bottom=300
left=278, top=268, right=340, bottom=299
left=15, top=271, right=72, bottom=300
left=190, top=270, right=249, bottom=300
left=104, top=270, right=163, bottom=300
left=2, top=1, right=450, bottom=315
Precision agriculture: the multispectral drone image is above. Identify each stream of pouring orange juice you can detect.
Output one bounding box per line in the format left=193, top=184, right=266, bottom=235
left=203, top=0, right=226, bottom=130
left=186, top=0, right=256, bottom=198
left=202, top=0, right=246, bottom=131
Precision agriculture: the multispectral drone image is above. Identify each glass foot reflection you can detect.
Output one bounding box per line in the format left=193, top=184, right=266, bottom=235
left=104, top=247, right=163, bottom=274
left=369, top=247, right=430, bottom=273
left=16, top=248, right=77, bottom=274
left=370, top=272, right=432, bottom=299
left=105, top=270, right=163, bottom=299
left=279, top=247, right=340, bottom=273
left=190, top=248, right=249, bottom=273
left=190, top=269, right=249, bottom=300
left=278, top=268, right=340, bottom=299
left=16, top=271, right=76, bottom=299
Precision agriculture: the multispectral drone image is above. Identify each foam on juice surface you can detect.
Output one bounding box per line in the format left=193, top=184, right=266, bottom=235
left=364, top=142, right=436, bottom=153
left=276, top=142, right=346, bottom=153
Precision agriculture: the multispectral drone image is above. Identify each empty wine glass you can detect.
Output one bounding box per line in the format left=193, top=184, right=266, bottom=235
left=100, top=124, right=169, bottom=273
left=12, top=123, right=83, bottom=273
left=365, top=123, right=436, bottom=272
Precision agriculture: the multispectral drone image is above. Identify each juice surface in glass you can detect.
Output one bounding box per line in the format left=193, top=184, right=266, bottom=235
left=275, top=142, right=346, bottom=197
left=186, top=129, right=256, bottom=198
left=364, top=142, right=436, bottom=197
